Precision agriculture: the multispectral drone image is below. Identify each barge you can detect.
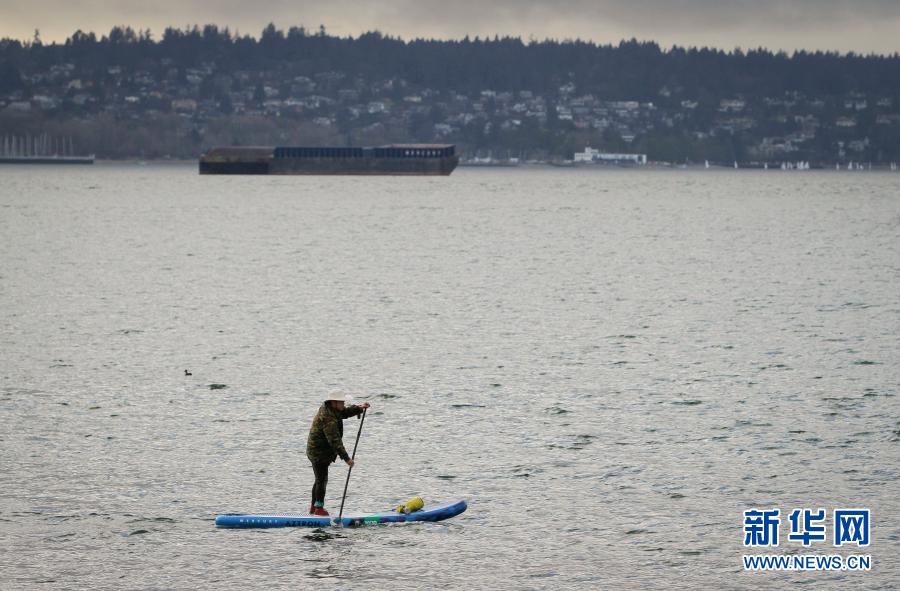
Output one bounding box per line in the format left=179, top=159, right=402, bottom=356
left=199, top=144, right=458, bottom=175
left=0, top=155, right=94, bottom=165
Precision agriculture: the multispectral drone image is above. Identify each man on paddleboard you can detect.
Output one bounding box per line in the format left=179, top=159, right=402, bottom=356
left=306, top=392, right=370, bottom=516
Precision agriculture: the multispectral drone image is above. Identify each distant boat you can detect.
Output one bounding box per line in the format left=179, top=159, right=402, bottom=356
left=704, top=160, right=710, bottom=169
left=459, top=156, right=520, bottom=167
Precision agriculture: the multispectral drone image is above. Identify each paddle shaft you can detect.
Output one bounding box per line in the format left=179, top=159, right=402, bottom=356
left=337, top=407, right=367, bottom=523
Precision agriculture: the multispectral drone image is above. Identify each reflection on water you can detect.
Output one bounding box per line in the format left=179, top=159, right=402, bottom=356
left=303, top=527, right=344, bottom=542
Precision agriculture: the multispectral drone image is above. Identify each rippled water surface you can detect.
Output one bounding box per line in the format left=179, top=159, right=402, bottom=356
left=1, top=164, right=898, bottom=589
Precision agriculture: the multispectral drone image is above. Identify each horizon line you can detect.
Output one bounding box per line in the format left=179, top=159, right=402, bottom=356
left=3, top=24, right=899, bottom=59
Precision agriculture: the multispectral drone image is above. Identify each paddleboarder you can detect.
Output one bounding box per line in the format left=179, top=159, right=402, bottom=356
left=306, top=392, right=370, bottom=516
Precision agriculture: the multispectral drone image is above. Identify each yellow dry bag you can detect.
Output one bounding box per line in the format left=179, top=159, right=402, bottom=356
left=395, top=496, right=424, bottom=514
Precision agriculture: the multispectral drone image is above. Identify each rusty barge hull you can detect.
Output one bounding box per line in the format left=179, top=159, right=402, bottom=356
left=199, top=144, right=458, bottom=176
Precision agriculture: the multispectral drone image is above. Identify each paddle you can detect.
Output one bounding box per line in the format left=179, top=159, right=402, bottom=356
left=336, top=407, right=367, bottom=526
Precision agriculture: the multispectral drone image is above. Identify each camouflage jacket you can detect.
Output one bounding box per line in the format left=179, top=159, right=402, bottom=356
left=306, top=403, right=365, bottom=463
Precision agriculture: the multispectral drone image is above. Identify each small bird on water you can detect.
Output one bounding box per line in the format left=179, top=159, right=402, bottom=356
left=184, top=369, right=192, bottom=376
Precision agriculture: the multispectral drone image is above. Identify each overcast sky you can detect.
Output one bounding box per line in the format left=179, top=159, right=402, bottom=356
left=2, top=0, right=899, bottom=54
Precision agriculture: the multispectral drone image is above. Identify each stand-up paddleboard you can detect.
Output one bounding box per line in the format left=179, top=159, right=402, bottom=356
left=215, top=499, right=467, bottom=529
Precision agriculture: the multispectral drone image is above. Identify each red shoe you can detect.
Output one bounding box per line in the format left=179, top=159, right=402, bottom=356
left=313, top=507, right=330, bottom=516
left=308, top=505, right=315, bottom=515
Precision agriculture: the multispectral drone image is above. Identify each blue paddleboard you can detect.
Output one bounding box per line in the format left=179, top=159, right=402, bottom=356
left=215, top=499, right=467, bottom=528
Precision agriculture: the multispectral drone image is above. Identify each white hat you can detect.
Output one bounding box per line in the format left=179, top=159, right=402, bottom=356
left=325, top=391, right=353, bottom=403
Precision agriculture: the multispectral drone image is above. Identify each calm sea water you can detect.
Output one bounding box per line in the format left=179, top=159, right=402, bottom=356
left=1, top=163, right=898, bottom=590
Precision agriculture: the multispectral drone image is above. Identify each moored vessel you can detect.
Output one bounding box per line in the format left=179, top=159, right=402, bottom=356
left=199, top=144, right=458, bottom=175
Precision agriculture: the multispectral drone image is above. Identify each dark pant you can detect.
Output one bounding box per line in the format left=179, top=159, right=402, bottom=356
left=310, top=459, right=330, bottom=507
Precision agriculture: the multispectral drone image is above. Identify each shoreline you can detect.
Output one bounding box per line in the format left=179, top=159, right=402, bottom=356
left=2, top=158, right=897, bottom=172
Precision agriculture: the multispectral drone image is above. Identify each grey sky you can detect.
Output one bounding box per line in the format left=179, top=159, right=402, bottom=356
left=3, top=0, right=899, bottom=54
